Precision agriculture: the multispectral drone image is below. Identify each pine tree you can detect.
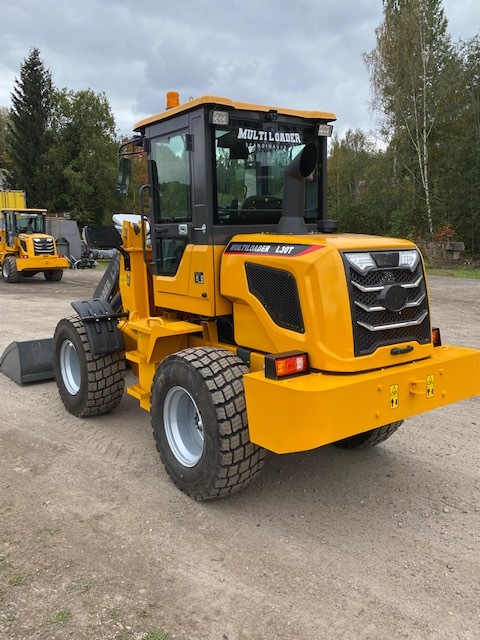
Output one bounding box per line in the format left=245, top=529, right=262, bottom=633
left=6, top=48, right=54, bottom=206
left=0, top=107, right=9, bottom=184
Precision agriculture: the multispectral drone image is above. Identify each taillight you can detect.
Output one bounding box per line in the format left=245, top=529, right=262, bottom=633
left=432, top=327, right=442, bottom=347
left=265, top=351, right=310, bottom=380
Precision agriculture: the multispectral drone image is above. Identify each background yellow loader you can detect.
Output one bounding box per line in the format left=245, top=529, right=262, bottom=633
left=0, top=207, right=69, bottom=283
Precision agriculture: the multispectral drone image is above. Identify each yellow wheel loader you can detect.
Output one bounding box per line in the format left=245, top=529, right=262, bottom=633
left=8, top=93, right=479, bottom=500
left=0, top=208, right=69, bottom=282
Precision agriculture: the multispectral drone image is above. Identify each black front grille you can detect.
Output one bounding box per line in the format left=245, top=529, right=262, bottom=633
left=33, top=237, right=54, bottom=256
left=344, top=251, right=431, bottom=356
left=245, top=262, right=304, bottom=333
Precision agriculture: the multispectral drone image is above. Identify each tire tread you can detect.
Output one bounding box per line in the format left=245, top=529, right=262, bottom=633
left=55, top=316, right=126, bottom=417
left=334, top=421, right=403, bottom=450
left=152, top=347, right=266, bottom=500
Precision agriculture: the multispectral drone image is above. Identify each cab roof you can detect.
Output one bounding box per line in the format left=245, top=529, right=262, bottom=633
left=134, top=95, right=337, bottom=132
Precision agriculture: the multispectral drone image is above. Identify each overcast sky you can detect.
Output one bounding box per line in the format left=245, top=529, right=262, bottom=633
left=1, top=0, right=479, bottom=139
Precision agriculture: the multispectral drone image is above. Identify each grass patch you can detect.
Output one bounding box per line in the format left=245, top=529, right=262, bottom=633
left=96, top=259, right=112, bottom=271
left=34, top=528, right=61, bottom=548
left=69, top=577, right=92, bottom=593
left=0, top=613, right=16, bottom=626
left=8, top=574, right=26, bottom=586
left=425, top=259, right=480, bottom=278
left=46, top=609, right=72, bottom=625
left=105, top=607, right=122, bottom=621
left=136, top=603, right=155, bottom=619
left=0, top=556, right=12, bottom=571
left=143, top=632, right=169, bottom=640
left=34, top=527, right=60, bottom=537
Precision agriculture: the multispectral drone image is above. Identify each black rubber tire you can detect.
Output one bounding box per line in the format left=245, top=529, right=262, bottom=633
left=44, top=269, right=63, bottom=281
left=151, top=347, right=266, bottom=501
left=53, top=316, right=126, bottom=417
left=2, top=256, right=22, bottom=283
left=333, top=421, right=404, bottom=449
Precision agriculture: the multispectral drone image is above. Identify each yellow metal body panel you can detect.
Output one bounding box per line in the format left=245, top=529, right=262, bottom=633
left=220, top=232, right=434, bottom=373
left=116, top=223, right=153, bottom=320
left=115, top=221, right=480, bottom=455
left=0, top=191, right=26, bottom=209
left=153, top=244, right=232, bottom=316
left=16, top=255, right=69, bottom=271
left=121, top=316, right=203, bottom=411
left=134, top=95, right=336, bottom=132
left=243, top=345, right=480, bottom=453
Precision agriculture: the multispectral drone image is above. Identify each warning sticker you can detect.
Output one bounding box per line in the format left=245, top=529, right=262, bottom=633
left=390, top=384, right=399, bottom=409
left=426, top=375, right=435, bottom=398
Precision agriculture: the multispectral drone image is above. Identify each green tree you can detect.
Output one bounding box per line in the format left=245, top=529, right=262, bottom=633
left=0, top=107, right=10, bottom=185
left=46, top=89, right=118, bottom=224
left=364, top=0, right=455, bottom=237
left=6, top=47, right=54, bottom=205
left=328, top=129, right=386, bottom=234
left=437, top=35, right=480, bottom=253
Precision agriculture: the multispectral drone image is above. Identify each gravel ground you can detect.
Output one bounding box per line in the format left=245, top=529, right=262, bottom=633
left=0, top=268, right=479, bottom=640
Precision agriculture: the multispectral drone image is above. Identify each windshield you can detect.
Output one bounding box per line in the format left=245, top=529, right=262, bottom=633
left=214, top=121, right=319, bottom=225
left=15, top=212, right=45, bottom=233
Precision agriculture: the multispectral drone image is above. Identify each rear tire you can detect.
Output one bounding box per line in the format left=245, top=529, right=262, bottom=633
left=333, top=421, right=403, bottom=449
left=2, top=256, right=22, bottom=283
left=44, top=270, right=63, bottom=281
left=151, top=347, right=266, bottom=500
left=53, top=316, right=126, bottom=417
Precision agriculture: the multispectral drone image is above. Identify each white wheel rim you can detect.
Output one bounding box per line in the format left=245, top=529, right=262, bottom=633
left=163, top=386, right=204, bottom=467
left=59, top=339, right=81, bottom=395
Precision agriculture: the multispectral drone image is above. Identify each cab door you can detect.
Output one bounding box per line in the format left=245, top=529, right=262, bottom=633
left=5, top=212, right=16, bottom=248
left=148, top=129, right=193, bottom=291
left=147, top=115, right=228, bottom=316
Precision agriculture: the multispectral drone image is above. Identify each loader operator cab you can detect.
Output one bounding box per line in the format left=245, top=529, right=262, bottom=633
left=1, top=210, right=46, bottom=246
left=14, top=212, right=45, bottom=234
left=116, top=95, right=335, bottom=278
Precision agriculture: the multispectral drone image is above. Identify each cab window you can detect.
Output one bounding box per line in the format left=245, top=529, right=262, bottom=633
left=214, top=121, right=318, bottom=225
left=151, top=133, right=192, bottom=222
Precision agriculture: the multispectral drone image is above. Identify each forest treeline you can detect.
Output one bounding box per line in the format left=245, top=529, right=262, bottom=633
left=1, top=1, right=479, bottom=251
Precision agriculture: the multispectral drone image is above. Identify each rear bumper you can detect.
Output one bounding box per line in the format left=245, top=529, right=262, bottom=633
left=16, top=256, right=69, bottom=271
left=243, top=345, right=480, bottom=453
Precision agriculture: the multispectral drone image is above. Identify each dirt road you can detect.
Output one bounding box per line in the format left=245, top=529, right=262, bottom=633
left=0, top=269, right=479, bottom=639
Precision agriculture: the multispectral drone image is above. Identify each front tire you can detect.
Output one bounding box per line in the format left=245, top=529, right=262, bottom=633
left=333, top=421, right=403, bottom=449
left=53, top=316, right=126, bottom=417
left=151, top=347, right=266, bottom=500
left=2, top=256, right=22, bottom=283
left=44, top=270, right=63, bottom=281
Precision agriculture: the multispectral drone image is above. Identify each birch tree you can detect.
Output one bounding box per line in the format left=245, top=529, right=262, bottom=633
left=364, top=0, right=454, bottom=237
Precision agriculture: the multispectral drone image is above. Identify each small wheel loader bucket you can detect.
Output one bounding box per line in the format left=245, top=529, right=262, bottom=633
left=0, top=338, right=55, bottom=385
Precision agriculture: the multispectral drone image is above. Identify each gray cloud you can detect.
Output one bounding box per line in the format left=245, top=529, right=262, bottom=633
left=1, top=0, right=478, bottom=138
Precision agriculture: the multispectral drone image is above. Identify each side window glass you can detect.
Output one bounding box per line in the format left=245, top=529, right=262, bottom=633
left=160, top=237, right=189, bottom=276
left=152, top=133, right=191, bottom=222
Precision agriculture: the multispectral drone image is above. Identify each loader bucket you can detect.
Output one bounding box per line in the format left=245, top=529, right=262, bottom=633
left=0, top=338, right=54, bottom=385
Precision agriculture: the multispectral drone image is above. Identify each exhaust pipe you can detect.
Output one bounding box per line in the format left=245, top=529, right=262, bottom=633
left=277, top=142, right=318, bottom=235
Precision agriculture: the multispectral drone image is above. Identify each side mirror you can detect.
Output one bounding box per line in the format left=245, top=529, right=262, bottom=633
left=115, top=157, right=132, bottom=196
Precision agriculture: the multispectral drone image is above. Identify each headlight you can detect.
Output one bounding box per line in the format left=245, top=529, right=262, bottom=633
left=346, top=249, right=420, bottom=274
left=399, top=250, right=420, bottom=271
left=345, top=252, right=376, bottom=273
